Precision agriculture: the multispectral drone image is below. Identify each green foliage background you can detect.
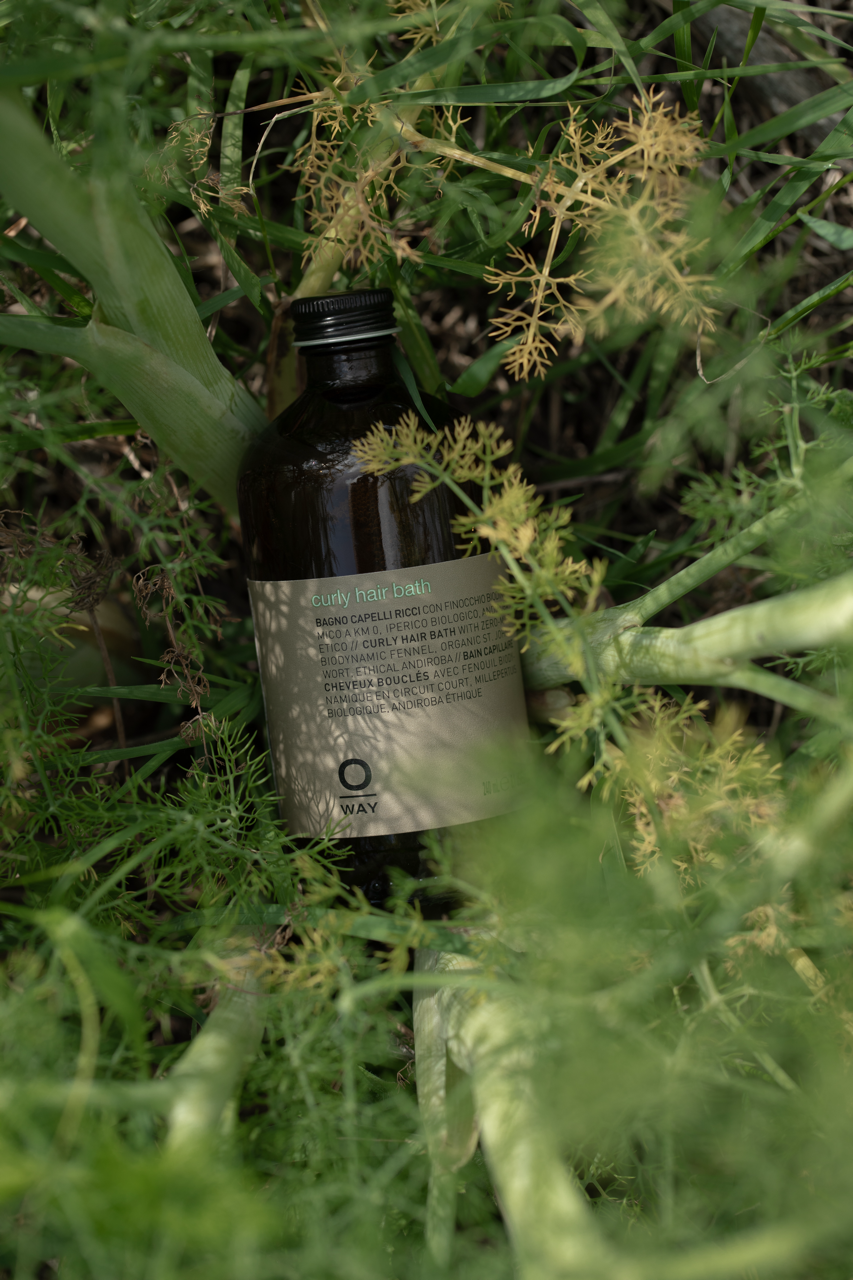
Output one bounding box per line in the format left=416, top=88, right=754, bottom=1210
left=2, top=0, right=853, bottom=1276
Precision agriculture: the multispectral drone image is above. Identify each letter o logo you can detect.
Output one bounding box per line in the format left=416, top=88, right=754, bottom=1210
left=338, top=758, right=372, bottom=791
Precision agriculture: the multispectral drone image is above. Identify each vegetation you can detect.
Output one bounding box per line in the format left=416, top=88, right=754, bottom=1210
left=2, top=0, right=853, bottom=1275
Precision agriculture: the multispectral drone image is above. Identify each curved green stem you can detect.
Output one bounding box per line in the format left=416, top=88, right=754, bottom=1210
left=621, top=456, right=853, bottom=626
left=53, top=945, right=100, bottom=1153
left=424, top=953, right=614, bottom=1280
left=718, top=664, right=847, bottom=727
left=166, top=971, right=265, bottom=1152
left=413, top=949, right=479, bottom=1266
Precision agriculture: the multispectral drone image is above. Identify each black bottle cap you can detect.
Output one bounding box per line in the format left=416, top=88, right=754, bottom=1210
left=291, top=289, right=399, bottom=348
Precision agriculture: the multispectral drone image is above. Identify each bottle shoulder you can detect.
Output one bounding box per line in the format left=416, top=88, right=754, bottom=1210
left=238, top=382, right=426, bottom=479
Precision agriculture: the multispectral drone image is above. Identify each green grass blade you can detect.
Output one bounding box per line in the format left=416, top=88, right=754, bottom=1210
left=595, top=335, right=656, bottom=454
left=391, top=274, right=444, bottom=398
left=0, top=235, right=84, bottom=281
left=0, top=52, right=129, bottom=87
left=77, top=685, right=214, bottom=707
left=392, top=349, right=438, bottom=430
left=85, top=738, right=187, bottom=766
left=0, top=270, right=45, bottom=316
left=206, top=219, right=268, bottom=317
left=416, top=250, right=488, bottom=279
left=0, top=235, right=94, bottom=317
left=195, top=278, right=273, bottom=320
left=220, top=54, right=253, bottom=237
left=206, top=205, right=306, bottom=252
left=719, top=105, right=853, bottom=272
left=766, top=268, right=853, bottom=337
left=798, top=210, right=853, bottom=249
left=347, top=30, right=482, bottom=103
left=672, top=1, right=699, bottom=112
left=110, top=749, right=179, bottom=798
left=391, top=66, right=584, bottom=106
left=744, top=5, right=767, bottom=60
left=532, top=424, right=658, bottom=481
left=450, top=337, right=521, bottom=397
left=706, top=80, right=853, bottom=161
left=634, top=0, right=724, bottom=53
left=573, top=0, right=646, bottom=99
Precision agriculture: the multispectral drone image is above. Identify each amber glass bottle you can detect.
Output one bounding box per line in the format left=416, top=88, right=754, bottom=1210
left=238, top=290, right=527, bottom=904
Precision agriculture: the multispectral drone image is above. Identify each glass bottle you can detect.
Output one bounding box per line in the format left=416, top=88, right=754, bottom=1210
left=238, top=290, right=527, bottom=905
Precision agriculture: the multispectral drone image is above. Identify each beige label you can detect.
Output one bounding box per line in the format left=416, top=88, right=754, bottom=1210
left=249, top=554, right=528, bottom=838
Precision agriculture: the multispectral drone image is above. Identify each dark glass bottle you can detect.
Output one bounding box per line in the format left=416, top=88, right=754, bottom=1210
left=238, top=291, right=455, bottom=901
left=238, top=290, right=528, bottom=908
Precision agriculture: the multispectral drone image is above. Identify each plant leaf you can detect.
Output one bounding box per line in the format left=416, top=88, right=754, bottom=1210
left=392, top=275, right=444, bottom=398
left=767, top=268, right=853, bottom=338
left=0, top=312, right=261, bottom=512
left=208, top=205, right=306, bottom=252
left=347, top=30, right=483, bottom=103
left=206, top=220, right=267, bottom=316
left=672, top=0, right=699, bottom=113
left=38, top=909, right=146, bottom=1057
left=450, top=337, right=521, bottom=397
left=720, top=104, right=853, bottom=272
left=572, top=0, right=645, bottom=98
left=391, top=66, right=584, bottom=107
left=706, top=80, right=853, bottom=161
left=220, top=53, right=253, bottom=242
left=799, top=210, right=853, bottom=250
left=195, top=279, right=272, bottom=320
left=392, top=348, right=437, bottom=430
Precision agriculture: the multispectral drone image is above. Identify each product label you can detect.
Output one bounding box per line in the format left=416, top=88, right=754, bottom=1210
left=248, top=554, right=528, bottom=838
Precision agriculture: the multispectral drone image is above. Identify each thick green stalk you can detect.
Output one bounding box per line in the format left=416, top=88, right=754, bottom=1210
left=413, top=954, right=455, bottom=1264
left=419, top=950, right=615, bottom=1280
left=0, top=313, right=257, bottom=513
left=0, top=89, right=131, bottom=330
left=413, top=950, right=479, bottom=1265
left=719, top=664, right=846, bottom=727
left=0, top=1077, right=178, bottom=1113
left=522, top=568, right=853, bottom=725
left=52, top=944, right=100, bottom=1152
left=0, top=87, right=265, bottom=495
left=166, top=973, right=264, bottom=1152
left=644, top=1225, right=822, bottom=1280
left=419, top=952, right=822, bottom=1280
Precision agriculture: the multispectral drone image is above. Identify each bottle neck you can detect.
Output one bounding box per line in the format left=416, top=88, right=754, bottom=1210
left=301, top=337, right=397, bottom=391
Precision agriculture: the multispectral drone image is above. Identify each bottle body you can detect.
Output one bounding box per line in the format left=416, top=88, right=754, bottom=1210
left=238, top=299, right=527, bottom=902
left=239, top=338, right=459, bottom=894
